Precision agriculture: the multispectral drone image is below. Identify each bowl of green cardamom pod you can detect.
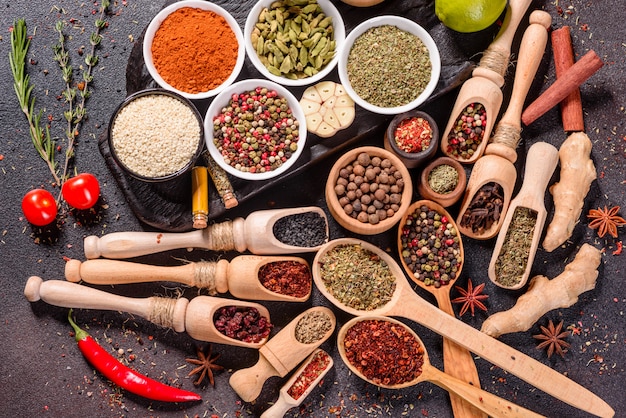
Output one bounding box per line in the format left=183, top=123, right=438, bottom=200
left=244, top=0, right=345, bottom=87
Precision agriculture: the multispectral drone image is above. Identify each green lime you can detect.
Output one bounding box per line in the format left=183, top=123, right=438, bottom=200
left=435, top=0, right=507, bottom=33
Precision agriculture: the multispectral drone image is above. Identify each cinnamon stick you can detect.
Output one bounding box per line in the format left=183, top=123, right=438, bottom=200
left=521, top=50, right=603, bottom=126
left=551, top=26, right=584, bottom=131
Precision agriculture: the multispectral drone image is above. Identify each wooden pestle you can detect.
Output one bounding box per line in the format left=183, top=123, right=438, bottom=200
left=488, top=142, right=559, bottom=290
left=456, top=10, right=552, bottom=240
left=229, top=307, right=336, bottom=402
left=24, top=276, right=271, bottom=348
left=440, top=0, right=533, bottom=164
left=83, top=206, right=328, bottom=259
left=65, top=255, right=312, bottom=302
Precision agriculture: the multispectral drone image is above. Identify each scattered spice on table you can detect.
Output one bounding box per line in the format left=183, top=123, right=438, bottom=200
left=272, top=210, right=327, bottom=247
left=445, top=103, right=487, bottom=159
left=494, top=207, right=537, bottom=287
left=318, top=243, right=396, bottom=310
left=427, top=164, right=458, bottom=194
left=533, top=319, right=571, bottom=358
left=212, top=86, right=300, bottom=174
left=394, top=117, right=433, bottom=153
left=258, top=260, right=311, bottom=297
left=185, top=344, right=224, bottom=386
left=343, top=319, right=424, bottom=386
left=151, top=7, right=239, bottom=94
left=294, top=310, right=333, bottom=344
left=287, top=349, right=332, bottom=400
left=333, top=151, right=405, bottom=225
left=459, top=182, right=504, bottom=233
left=346, top=25, right=431, bottom=108
left=400, top=205, right=462, bottom=287
left=213, top=306, right=272, bottom=343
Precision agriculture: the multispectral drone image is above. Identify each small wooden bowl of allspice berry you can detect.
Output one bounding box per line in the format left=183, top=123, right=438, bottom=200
left=325, top=146, right=413, bottom=235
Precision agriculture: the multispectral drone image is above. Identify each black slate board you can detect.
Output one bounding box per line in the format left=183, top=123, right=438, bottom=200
left=98, top=0, right=501, bottom=231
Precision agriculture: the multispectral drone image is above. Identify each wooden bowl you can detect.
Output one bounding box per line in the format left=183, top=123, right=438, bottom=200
left=325, top=146, right=413, bottom=235
left=417, top=156, right=466, bottom=207
left=383, top=110, right=439, bottom=169
left=397, top=200, right=464, bottom=287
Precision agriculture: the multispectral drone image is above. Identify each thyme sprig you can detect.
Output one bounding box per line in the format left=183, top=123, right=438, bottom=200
left=10, top=19, right=60, bottom=186
left=9, top=1, right=110, bottom=201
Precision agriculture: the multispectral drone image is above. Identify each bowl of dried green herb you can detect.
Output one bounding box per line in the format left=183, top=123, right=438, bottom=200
left=244, top=0, right=345, bottom=87
left=417, top=156, right=466, bottom=207
left=337, top=15, right=441, bottom=115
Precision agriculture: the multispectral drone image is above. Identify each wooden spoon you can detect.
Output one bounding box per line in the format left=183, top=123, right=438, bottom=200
left=439, top=0, right=533, bottom=164
left=398, top=200, right=484, bottom=418
left=337, top=316, right=544, bottom=418
left=83, top=206, right=328, bottom=259
left=311, top=238, right=614, bottom=418
left=457, top=10, right=552, bottom=240
left=23, top=276, right=271, bottom=349
left=229, top=306, right=336, bottom=402
left=65, top=255, right=312, bottom=302
left=488, top=142, right=559, bottom=290
left=260, top=349, right=333, bottom=418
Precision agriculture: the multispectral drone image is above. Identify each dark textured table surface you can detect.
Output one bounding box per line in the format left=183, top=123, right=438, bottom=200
left=1, top=1, right=624, bottom=417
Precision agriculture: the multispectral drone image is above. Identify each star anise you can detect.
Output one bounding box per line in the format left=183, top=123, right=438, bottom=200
left=451, top=278, right=488, bottom=317
left=587, top=205, right=626, bottom=238
left=186, top=344, right=224, bottom=386
left=533, top=320, right=571, bottom=358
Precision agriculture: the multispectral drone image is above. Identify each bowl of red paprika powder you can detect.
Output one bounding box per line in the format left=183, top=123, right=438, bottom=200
left=205, top=79, right=307, bottom=181
left=143, top=0, right=245, bottom=100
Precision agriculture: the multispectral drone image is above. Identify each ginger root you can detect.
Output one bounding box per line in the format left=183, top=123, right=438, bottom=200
left=481, top=243, right=600, bottom=338
left=543, top=132, right=596, bottom=252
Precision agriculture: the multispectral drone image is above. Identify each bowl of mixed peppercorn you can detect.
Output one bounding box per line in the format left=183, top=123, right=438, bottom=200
left=205, top=79, right=307, bottom=181
left=383, top=110, right=439, bottom=169
left=337, top=15, right=441, bottom=115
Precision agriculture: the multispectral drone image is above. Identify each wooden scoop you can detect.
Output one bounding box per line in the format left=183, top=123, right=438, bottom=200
left=260, top=349, right=333, bottom=418
left=229, top=306, right=336, bottom=402
left=439, top=0, right=533, bottom=164
left=312, top=238, right=614, bottom=418
left=23, top=276, right=271, bottom=349
left=83, top=206, right=328, bottom=259
left=65, top=255, right=312, bottom=302
left=457, top=10, right=552, bottom=240
left=488, top=142, right=559, bottom=290
left=337, top=316, right=545, bottom=418
left=398, top=200, right=484, bottom=418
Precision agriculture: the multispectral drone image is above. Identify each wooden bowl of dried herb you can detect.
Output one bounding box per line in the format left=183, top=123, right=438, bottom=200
left=417, top=156, right=466, bottom=207
left=325, top=146, right=412, bottom=235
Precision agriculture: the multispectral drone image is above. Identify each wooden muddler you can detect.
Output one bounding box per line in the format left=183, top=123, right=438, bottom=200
left=521, top=50, right=604, bottom=126
left=551, top=26, right=584, bottom=131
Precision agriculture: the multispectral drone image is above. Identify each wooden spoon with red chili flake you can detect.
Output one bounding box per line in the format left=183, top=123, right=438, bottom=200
left=587, top=205, right=626, bottom=238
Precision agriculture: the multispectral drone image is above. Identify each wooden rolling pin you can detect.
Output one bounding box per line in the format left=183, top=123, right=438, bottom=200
left=65, top=255, right=312, bottom=302
left=83, top=206, right=328, bottom=259
left=229, top=307, right=336, bottom=402
left=456, top=10, right=552, bottom=240
left=440, top=0, right=533, bottom=164
left=24, top=276, right=272, bottom=349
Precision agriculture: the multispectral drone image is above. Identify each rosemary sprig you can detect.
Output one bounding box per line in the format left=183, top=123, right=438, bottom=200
left=55, top=0, right=110, bottom=187
left=10, top=19, right=61, bottom=186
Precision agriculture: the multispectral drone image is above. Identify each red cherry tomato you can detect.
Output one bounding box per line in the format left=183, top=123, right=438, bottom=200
left=62, top=173, right=101, bottom=210
left=22, top=189, right=58, bottom=226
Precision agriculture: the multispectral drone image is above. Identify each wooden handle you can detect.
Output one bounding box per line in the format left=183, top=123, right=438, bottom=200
left=551, top=26, right=584, bottom=131
left=497, top=11, right=552, bottom=132
left=23, top=276, right=188, bottom=332
left=521, top=50, right=604, bottom=126
left=229, top=354, right=280, bottom=402
left=515, top=142, right=560, bottom=200
left=424, top=366, right=545, bottom=418
left=260, top=392, right=294, bottom=418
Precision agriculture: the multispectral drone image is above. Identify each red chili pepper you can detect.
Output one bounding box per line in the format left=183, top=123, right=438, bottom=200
left=67, top=310, right=201, bottom=403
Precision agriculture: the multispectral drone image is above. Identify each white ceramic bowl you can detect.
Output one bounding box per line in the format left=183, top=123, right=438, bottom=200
left=205, top=79, right=307, bottom=181
left=244, top=0, right=345, bottom=87
left=143, top=0, right=245, bottom=100
left=337, top=15, right=441, bottom=115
